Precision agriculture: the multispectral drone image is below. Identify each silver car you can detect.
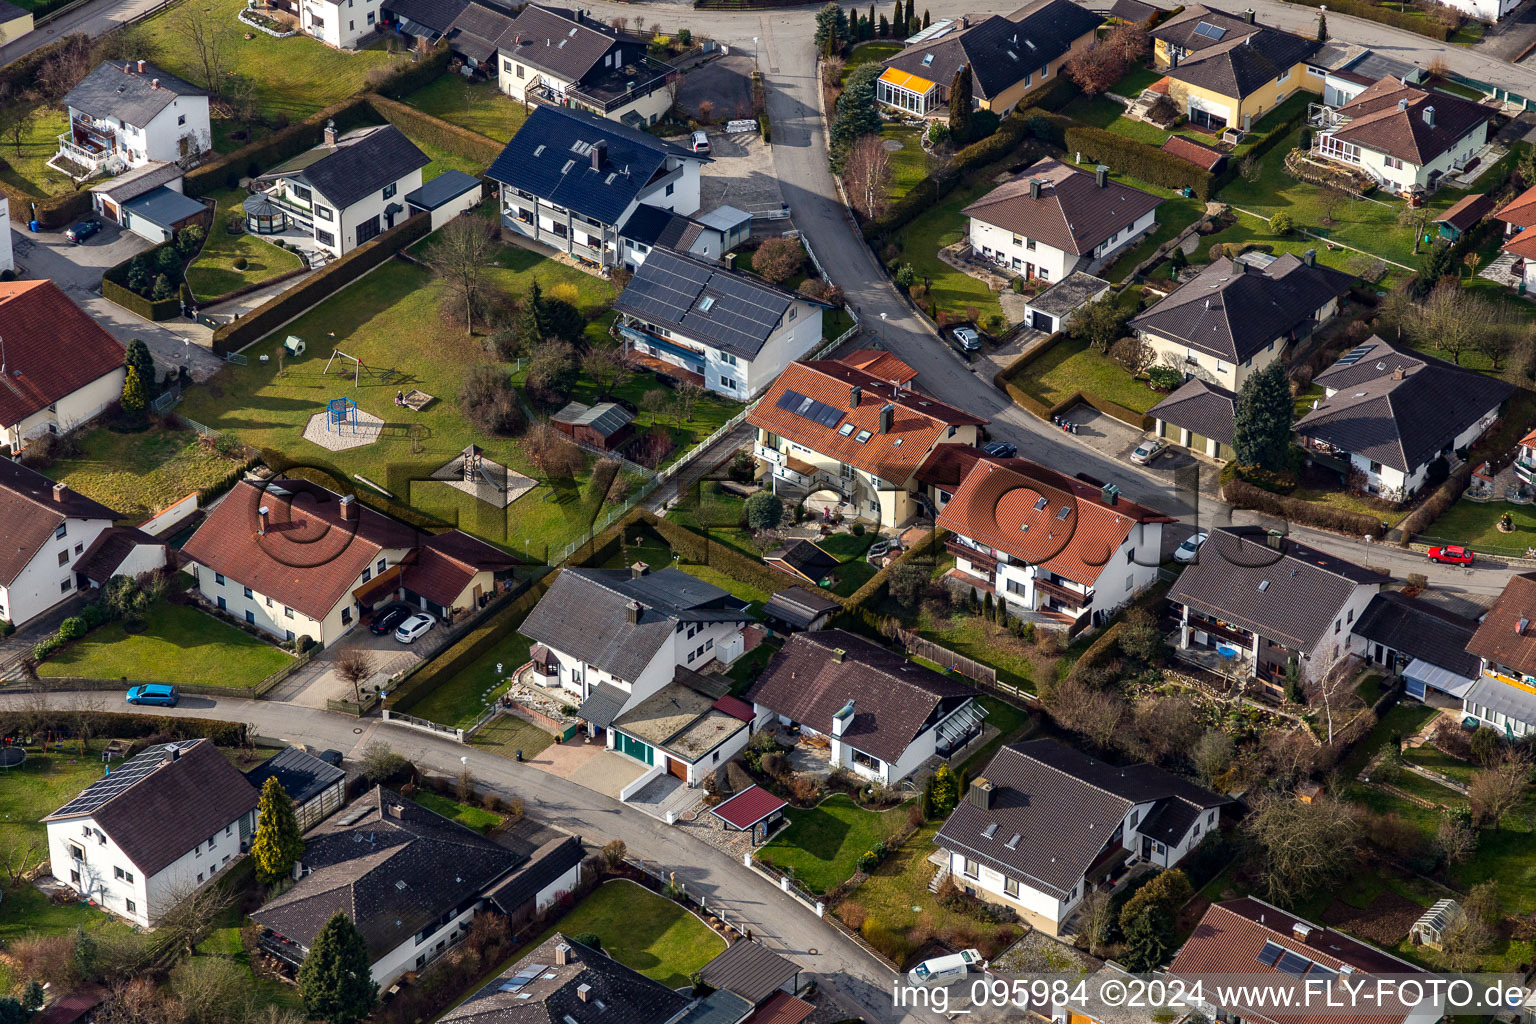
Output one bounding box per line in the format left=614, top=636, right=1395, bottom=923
left=1173, top=531, right=1210, bottom=563
left=1130, top=437, right=1169, bottom=465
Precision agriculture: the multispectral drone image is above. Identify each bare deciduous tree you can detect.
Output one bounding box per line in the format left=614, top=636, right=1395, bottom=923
left=843, top=134, right=891, bottom=221
left=334, top=649, right=374, bottom=705
left=676, top=380, right=705, bottom=423
left=174, top=7, right=231, bottom=97
left=1078, top=888, right=1115, bottom=956
left=0, top=829, right=45, bottom=886
left=522, top=422, right=585, bottom=478
left=1242, top=792, right=1361, bottom=907
left=158, top=879, right=238, bottom=959
left=425, top=216, right=498, bottom=334
left=581, top=346, right=632, bottom=399
left=5, top=107, right=34, bottom=158
left=1317, top=184, right=1349, bottom=225
left=1469, top=753, right=1530, bottom=830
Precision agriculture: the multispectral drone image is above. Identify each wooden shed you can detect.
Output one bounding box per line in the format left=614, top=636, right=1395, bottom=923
left=551, top=401, right=635, bottom=450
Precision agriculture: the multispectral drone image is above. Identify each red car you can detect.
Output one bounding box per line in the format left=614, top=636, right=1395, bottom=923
left=1427, top=544, right=1474, bottom=565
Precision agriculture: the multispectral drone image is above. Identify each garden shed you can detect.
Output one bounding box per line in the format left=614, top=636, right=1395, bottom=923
left=551, top=400, right=635, bottom=450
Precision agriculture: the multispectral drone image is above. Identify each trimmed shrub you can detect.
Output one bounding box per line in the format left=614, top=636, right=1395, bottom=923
left=57, top=617, right=87, bottom=642
left=1222, top=477, right=1379, bottom=535
left=1063, top=125, right=1215, bottom=199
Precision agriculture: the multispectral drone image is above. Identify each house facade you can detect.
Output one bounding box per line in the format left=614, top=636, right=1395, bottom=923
left=935, top=453, right=1173, bottom=630
left=0, top=460, right=122, bottom=629
left=1463, top=573, right=1536, bottom=737
left=749, top=359, right=986, bottom=528
left=747, top=630, right=983, bottom=784
left=936, top=739, right=1225, bottom=935
left=1130, top=253, right=1353, bottom=392
left=1311, top=77, right=1492, bottom=194
left=1153, top=6, right=1321, bottom=131
left=1494, top=185, right=1536, bottom=292
left=53, top=61, right=210, bottom=179
left=964, top=159, right=1163, bottom=284
left=45, top=740, right=259, bottom=928
left=301, top=0, right=383, bottom=49
left=249, top=122, right=427, bottom=259
left=615, top=246, right=828, bottom=399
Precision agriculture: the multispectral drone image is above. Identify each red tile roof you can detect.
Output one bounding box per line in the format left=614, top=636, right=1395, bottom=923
left=0, top=280, right=126, bottom=428
left=935, top=456, right=1173, bottom=586
left=1331, top=76, right=1493, bottom=165
left=181, top=479, right=420, bottom=621
left=711, top=785, right=787, bottom=830
left=1466, top=572, right=1536, bottom=677
left=1160, top=133, right=1226, bottom=171
left=748, top=360, right=985, bottom=483
left=1503, top=228, right=1536, bottom=261
left=404, top=530, right=519, bottom=607
left=712, top=695, right=756, bottom=722
left=1496, top=184, right=1536, bottom=229
left=745, top=992, right=815, bottom=1024
left=841, top=349, right=917, bottom=385
left=0, top=458, right=121, bottom=586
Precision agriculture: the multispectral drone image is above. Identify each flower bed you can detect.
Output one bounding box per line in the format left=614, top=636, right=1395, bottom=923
left=237, top=8, right=298, bottom=37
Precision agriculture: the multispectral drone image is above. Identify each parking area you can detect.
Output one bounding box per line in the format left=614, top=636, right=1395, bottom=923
left=518, top=737, right=650, bottom=800
left=677, top=54, right=754, bottom=122
left=698, top=130, right=786, bottom=221
left=266, top=606, right=452, bottom=708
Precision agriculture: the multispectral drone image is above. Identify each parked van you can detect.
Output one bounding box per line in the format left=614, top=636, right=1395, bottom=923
left=906, top=948, right=983, bottom=987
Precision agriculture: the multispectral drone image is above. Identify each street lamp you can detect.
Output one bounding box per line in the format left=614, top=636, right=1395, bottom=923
left=753, top=36, right=760, bottom=73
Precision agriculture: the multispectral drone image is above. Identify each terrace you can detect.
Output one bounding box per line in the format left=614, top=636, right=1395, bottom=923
left=567, top=56, right=677, bottom=118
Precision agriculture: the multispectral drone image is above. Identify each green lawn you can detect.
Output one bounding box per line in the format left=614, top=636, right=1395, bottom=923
left=1340, top=702, right=1438, bottom=778
left=1287, top=486, right=1407, bottom=527
left=403, top=630, right=533, bottom=728
left=0, top=105, right=73, bottom=199
left=36, top=602, right=293, bottom=686
left=892, top=177, right=1004, bottom=324
left=911, top=607, right=1047, bottom=693
left=756, top=794, right=909, bottom=895
left=1104, top=193, right=1205, bottom=284
left=1401, top=743, right=1477, bottom=785
left=818, top=531, right=877, bottom=559
left=1192, top=209, right=1377, bottom=276
left=1422, top=499, right=1536, bottom=554
left=881, top=123, right=928, bottom=204
left=829, top=559, right=879, bottom=597
left=597, top=524, right=773, bottom=613
left=403, top=76, right=529, bottom=144
left=1112, top=65, right=1163, bottom=97
left=532, top=879, right=724, bottom=989
left=185, top=189, right=305, bottom=302
left=43, top=426, right=245, bottom=522
left=1008, top=335, right=1160, bottom=414
left=468, top=714, right=556, bottom=759
left=726, top=641, right=778, bottom=695
left=956, top=696, right=1032, bottom=778
left=843, top=41, right=903, bottom=79
left=411, top=790, right=503, bottom=831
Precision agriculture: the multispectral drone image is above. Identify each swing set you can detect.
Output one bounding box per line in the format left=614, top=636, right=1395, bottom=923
left=323, top=348, right=401, bottom=387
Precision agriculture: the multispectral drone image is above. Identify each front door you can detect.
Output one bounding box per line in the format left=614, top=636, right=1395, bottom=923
left=1141, top=836, right=1153, bottom=859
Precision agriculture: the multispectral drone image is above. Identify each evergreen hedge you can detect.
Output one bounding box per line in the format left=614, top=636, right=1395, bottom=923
left=1063, top=124, right=1216, bottom=200
left=1279, top=0, right=1451, bottom=40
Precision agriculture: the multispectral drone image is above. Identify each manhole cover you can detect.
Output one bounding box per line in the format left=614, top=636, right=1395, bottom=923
left=353, top=728, right=363, bottom=734
left=882, top=138, right=904, bottom=152
left=808, top=948, right=818, bottom=955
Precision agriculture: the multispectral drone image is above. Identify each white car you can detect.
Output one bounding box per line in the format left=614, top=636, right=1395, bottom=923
left=1173, top=531, right=1210, bottom=564
left=1130, top=437, right=1169, bottom=465
left=394, top=613, right=435, bottom=644
left=907, top=948, right=983, bottom=988
left=690, top=130, right=711, bottom=154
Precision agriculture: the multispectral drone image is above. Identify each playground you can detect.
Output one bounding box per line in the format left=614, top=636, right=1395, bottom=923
left=430, top=443, right=536, bottom=509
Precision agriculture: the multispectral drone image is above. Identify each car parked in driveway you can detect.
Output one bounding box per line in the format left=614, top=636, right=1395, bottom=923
left=66, top=218, right=101, bottom=244
left=1427, top=544, right=1474, bottom=565
left=394, top=612, right=435, bottom=644
left=1130, top=437, right=1169, bottom=465
left=1173, top=531, right=1209, bottom=564
left=950, top=327, right=981, bottom=358
left=370, top=605, right=411, bottom=636
left=127, top=683, right=179, bottom=707
left=690, top=130, right=711, bottom=153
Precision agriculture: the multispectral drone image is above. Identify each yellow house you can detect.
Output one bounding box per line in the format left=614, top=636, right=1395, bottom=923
left=0, top=0, right=32, bottom=45
left=1150, top=6, right=1321, bottom=131
left=875, top=0, right=1100, bottom=118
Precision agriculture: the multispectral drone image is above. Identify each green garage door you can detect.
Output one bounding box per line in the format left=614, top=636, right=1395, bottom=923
left=615, top=731, right=654, bottom=766
left=1188, top=431, right=1208, bottom=454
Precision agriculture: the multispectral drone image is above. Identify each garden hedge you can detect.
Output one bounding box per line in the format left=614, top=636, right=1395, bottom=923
left=1063, top=124, right=1215, bottom=200
left=0, top=709, right=247, bottom=747
left=1398, top=461, right=1475, bottom=546
left=1279, top=0, right=1451, bottom=40
left=183, top=94, right=378, bottom=198
left=1221, top=477, right=1380, bottom=536
left=1066, top=620, right=1125, bottom=684
left=210, top=211, right=431, bottom=355
left=367, top=94, right=503, bottom=165
left=102, top=238, right=186, bottom=321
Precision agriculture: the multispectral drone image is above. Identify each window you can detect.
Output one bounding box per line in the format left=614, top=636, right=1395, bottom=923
left=1003, top=876, right=1019, bottom=897
left=516, top=63, right=525, bottom=78
left=377, top=558, right=387, bottom=574
left=125, top=899, right=136, bottom=914
left=962, top=857, right=979, bottom=879
left=687, top=649, right=696, bottom=663
left=245, top=610, right=255, bottom=624
left=713, top=750, right=720, bottom=763
left=383, top=182, right=397, bottom=200
left=196, top=872, right=204, bottom=884
left=720, top=377, right=737, bottom=390
left=1026, top=238, right=1036, bottom=251
left=58, top=550, right=69, bottom=567
left=367, top=11, right=374, bottom=22
left=1277, top=68, right=1290, bottom=83
left=1334, top=619, right=1341, bottom=634
left=1385, top=155, right=1404, bottom=170
left=316, top=229, right=336, bottom=247
left=70, top=869, right=80, bottom=885
left=1369, top=460, right=1383, bottom=474
left=243, top=586, right=253, bottom=599
left=284, top=606, right=293, bottom=618
left=1347, top=608, right=1354, bottom=624
left=1041, top=63, right=1049, bottom=78
left=1130, top=809, right=1139, bottom=828
left=217, top=597, right=227, bottom=611
left=1012, top=233, right=1023, bottom=247
left=356, top=216, right=381, bottom=246
left=55, top=524, right=67, bottom=540
left=361, top=568, right=371, bottom=583
left=114, top=866, right=131, bottom=881
left=705, top=638, right=713, bottom=651
left=665, top=183, right=675, bottom=197
left=225, top=824, right=232, bottom=836
left=316, top=205, right=333, bottom=222
left=195, top=844, right=202, bottom=857
left=60, top=579, right=73, bottom=594
left=73, top=543, right=82, bottom=555
left=348, top=20, right=353, bottom=29
left=215, top=572, right=225, bottom=585
left=342, top=607, right=352, bottom=625
left=291, top=185, right=312, bottom=204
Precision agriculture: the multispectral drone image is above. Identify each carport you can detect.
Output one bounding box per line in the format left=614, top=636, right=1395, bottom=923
left=1403, top=659, right=1476, bottom=703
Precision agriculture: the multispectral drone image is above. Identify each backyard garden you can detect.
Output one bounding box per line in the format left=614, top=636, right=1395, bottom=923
left=185, top=189, right=306, bottom=303
left=528, top=879, right=725, bottom=989
left=402, top=76, right=529, bottom=144
left=756, top=793, right=910, bottom=895
left=41, top=425, right=247, bottom=522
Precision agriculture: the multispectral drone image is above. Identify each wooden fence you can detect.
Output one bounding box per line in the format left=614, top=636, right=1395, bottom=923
left=897, top=630, right=998, bottom=690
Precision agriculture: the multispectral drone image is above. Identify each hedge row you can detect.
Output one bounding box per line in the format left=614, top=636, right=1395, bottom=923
left=1279, top=0, right=1452, bottom=40
left=1398, top=460, right=1476, bottom=545
left=210, top=211, right=432, bottom=355
left=1066, top=620, right=1125, bottom=684
left=1221, top=477, right=1380, bottom=536
left=0, top=709, right=247, bottom=747
left=102, top=237, right=185, bottom=320
left=642, top=509, right=846, bottom=604
left=367, top=93, right=503, bottom=166
left=1063, top=124, right=1215, bottom=200
left=842, top=522, right=943, bottom=608
left=184, top=94, right=377, bottom=197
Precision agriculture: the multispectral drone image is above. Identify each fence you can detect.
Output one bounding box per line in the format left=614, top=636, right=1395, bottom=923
left=897, top=630, right=998, bottom=689
left=226, top=352, right=249, bottom=366
left=382, top=708, right=466, bottom=742
left=326, top=693, right=380, bottom=717
left=462, top=703, right=502, bottom=740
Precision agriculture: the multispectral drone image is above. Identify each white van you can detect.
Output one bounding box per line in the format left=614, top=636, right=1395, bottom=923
left=906, top=948, right=984, bottom=988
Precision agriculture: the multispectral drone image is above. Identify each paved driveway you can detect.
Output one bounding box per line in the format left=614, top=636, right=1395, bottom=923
left=698, top=131, right=786, bottom=221
left=678, top=54, right=755, bottom=121
left=267, top=608, right=452, bottom=708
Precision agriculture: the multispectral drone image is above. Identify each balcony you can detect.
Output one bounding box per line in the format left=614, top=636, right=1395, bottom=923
left=50, top=134, right=118, bottom=176
left=1034, top=575, right=1092, bottom=610
left=946, top=538, right=997, bottom=577
left=567, top=56, right=676, bottom=115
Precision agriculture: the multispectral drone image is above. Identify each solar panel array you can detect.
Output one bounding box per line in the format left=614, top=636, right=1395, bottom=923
left=1193, top=21, right=1228, bottom=39
left=1333, top=343, right=1374, bottom=367
left=616, top=249, right=793, bottom=358
left=1258, top=941, right=1330, bottom=978
left=50, top=741, right=199, bottom=819
left=1257, top=941, right=1285, bottom=967
left=776, top=389, right=843, bottom=428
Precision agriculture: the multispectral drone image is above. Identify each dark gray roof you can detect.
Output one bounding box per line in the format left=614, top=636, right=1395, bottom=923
left=1028, top=271, right=1110, bottom=319
left=487, top=105, right=700, bottom=227
left=963, top=158, right=1163, bottom=257
left=576, top=682, right=631, bottom=729
left=622, top=204, right=704, bottom=251
left=1166, top=526, right=1387, bottom=651
left=244, top=747, right=347, bottom=808
left=501, top=4, right=630, bottom=84
left=271, top=125, right=428, bottom=211
left=765, top=540, right=839, bottom=582
left=763, top=587, right=840, bottom=630
left=935, top=739, right=1225, bottom=900
left=0, top=0, right=27, bottom=20
left=521, top=568, right=752, bottom=683
left=1109, top=0, right=1172, bottom=23
left=1130, top=254, right=1354, bottom=363
left=1352, top=591, right=1479, bottom=678
left=62, top=61, right=205, bottom=126
left=90, top=161, right=183, bottom=202
left=552, top=400, right=633, bottom=435
left=443, top=933, right=691, bottom=1024
left=404, top=169, right=481, bottom=210
left=746, top=630, right=976, bottom=764
left=444, top=1, right=517, bottom=62
left=123, top=186, right=206, bottom=229
left=1148, top=377, right=1236, bottom=446
left=484, top=835, right=584, bottom=914
left=1164, top=24, right=1319, bottom=98
left=881, top=0, right=1101, bottom=101
left=615, top=247, right=814, bottom=360
left=672, top=991, right=753, bottom=1024
left=251, top=787, right=519, bottom=962
left=1152, top=4, right=1256, bottom=52
left=382, top=0, right=468, bottom=34
left=1295, top=337, right=1513, bottom=473
left=700, top=941, right=800, bottom=1005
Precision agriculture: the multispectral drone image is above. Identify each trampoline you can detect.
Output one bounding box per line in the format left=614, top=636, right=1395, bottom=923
left=0, top=747, right=26, bottom=769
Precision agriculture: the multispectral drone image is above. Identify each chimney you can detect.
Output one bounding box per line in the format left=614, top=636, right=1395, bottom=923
left=1095, top=165, right=1108, bottom=188
left=1397, top=98, right=1409, bottom=112
left=52, top=482, right=66, bottom=502
left=339, top=494, right=355, bottom=520
left=555, top=942, right=573, bottom=966
left=879, top=403, right=894, bottom=434
left=1265, top=529, right=1283, bottom=550
left=1304, top=248, right=1316, bottom=267
left=1423, top=105, right=1435, bottom=127
left=323, top=118, right=337, bottom=147
left=292, top=860, right=303, bottom=881
left=626, top=600, right=641, bottom=625
left=137, top=58, right=145, bottom=73
left=171, top=746, right=181, bottom=761
left=1293, top=923, right=1313, bottom=942
left=1391, top=365, right=1405, bottom=381
left=1028, top=178, right=1041, bottom=200
left=1519, top=617, right=1529, bottom=635
left=849, top=384, right=862, bottom=408
left=591, top=139, right=606, bottom=171
left=968, top=777, right=995, bottom=810
left=1101, top=483, right=1118, bottom=506
left=1244, top=7, right=1255, bottom=22
left=630, top=561, right=649, bottom=579
left=832, top=699, right=855, bottom=736
left=152, top=78, right=162, bottom=89
left=577, top=984, right=592, bottom=1002
left=574, top=7, right=583, bottom=20
left=258, top=504, right=271, bottom=535
left=960, top=14, right=969, bottom=27
left=832, top=648, right=846, bottom=664
left=386, top=803, right=404, bottom=819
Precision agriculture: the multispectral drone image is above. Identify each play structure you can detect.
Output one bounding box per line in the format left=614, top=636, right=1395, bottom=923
left=432, top=444, right=535, bottom=509
left=327, top=397, right=358, bottom=435
left=324, top=348, right=401, bottom=388
left=302, top=398, right=385, bottom=453
left=0, top=746, right=24, bottom=770
left=462, top=444, right=503, bottom=493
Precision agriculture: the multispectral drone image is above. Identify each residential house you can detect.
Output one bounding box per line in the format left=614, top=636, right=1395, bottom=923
left=1495, top=184, right=1536, bottom=291
left=243, top=747, right=347, bottom=832
left=614, top=246, right=828, bottom=398
left=620, top=203, right=753, bottom=268
left=485, top=830, right=586, bottom=931
left=935, top=738, right=1226, bottom=935
left=1170, top=898, right=1441, bottom=1024
left=0, top=280, right=127, bottom=455
left=935, top=453, right=1174, bottom=630
left=44, top=740, right=259, bottom=927
left=440, top=1, right=515, bottom=73
left=518, top=563, right=755, bottom=743
left=248, top=122, right=428, bottom=259
left=53, top=60, right=210, bottom=178
left=1444, top=0, right=1521, bottom=24
left=0, top=458, right=122, bottom=629
left=72, top=526, right=171, bottom=591
left=1020, top=271, right=1112, bottom=336
left=89, top=161, right=207, bottom=244
left=0, top=0, right=32, bottom=46
left=1148, top=377, right=1237, bottom=461
left=761, top=587, right=840, bottom=634
left=749, top=359, right=986, bottom=528
left=964, top=159, right=1164, bottom=285
left=1296, top=336, right=1510, bottom=500
left=1311, top=76, right=1493, bottom=195
left=496, top=4, right=675, bottom=125
left=876, top=0, right=1100, bottom=117
left=299, top=0, right=385, bottom=49
left=181, top=478, right=516, bottom=647
left=608, top=673, right=754, bottom=786
left=1129, top=252, right=1354, bottom=392
left=747, top=629, right=982, bottom=784
left=486, top=105, right=707, bottom=270
left=1166, top=526, right=1388, bottom=689
left=1462, top=572, right=1536, bottom=737
left=1350, top=590, right=1480, bottom=704
left=252, top=787, right=523, bottom=987
left=1307, top=43, right=1423, bottom=108
left=1152, top=6, right=1320, bottom=131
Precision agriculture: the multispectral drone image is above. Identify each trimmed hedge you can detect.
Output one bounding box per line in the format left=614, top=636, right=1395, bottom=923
left=367, top=94, right=503, bottom=165
left=842, top=522, right=943, bottom=608
left=1066, top=620, right=1125, bottom=684
left=1279, top=0, right=1452, bottom=40
left=0, top=709, right=247, bottom=747
left=210, top=211, right=432, bottom=355
left=1398, top=460, right=1475, bottom=545
left=643, top=510, right=846, bottom=603
left=1064, top=124, right=1215, bottom=200
left=102, top=238, right=186, bottom=320
left=1221, top=477, right=1380, bottom=535
left=184, top=94, right=377, bottom=198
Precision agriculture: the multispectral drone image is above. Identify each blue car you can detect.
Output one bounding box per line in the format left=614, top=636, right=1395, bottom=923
left=126, top=683, right=179, bottom=707
left=65, top=218, right=101, bottom=244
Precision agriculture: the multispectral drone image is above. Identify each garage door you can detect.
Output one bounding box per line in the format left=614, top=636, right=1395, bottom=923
left=1188, top=431, right=1209, bottom=454
left=1031, top=310, right=1053, bottom=331
left=615, top=731, right=653, bottom=766
left=667, top=756, right=688, bottom=780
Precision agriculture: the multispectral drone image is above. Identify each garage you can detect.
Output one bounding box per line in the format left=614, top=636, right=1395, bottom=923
left=614, top=730, right=654, bottom=766
left=1023, top=271, right=1110, bottom=338
left=667, top=756, right=689, bottom=780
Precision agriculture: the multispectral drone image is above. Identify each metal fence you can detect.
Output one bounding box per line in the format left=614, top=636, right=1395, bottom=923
left=225, top=352, right=249, bottom=366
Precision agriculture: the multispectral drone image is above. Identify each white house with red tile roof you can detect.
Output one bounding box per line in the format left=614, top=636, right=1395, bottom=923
left=0, top=459, right=123, bottom=628
left=748, top=359, right=986, bottom=528
left=934, top=455, right=1173, bottom=630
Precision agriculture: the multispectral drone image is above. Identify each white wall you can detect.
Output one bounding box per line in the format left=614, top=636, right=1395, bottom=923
left=1302, top=582, right=1382, bottom=676
left=314, top=167, right=422, bottom=256
left=370, top=901, right=481, bottom=986
left=948, top=849, right=1075, bottom=934
left=680, top=722, right=751, bottom=784
left=1345, top=403, right=1499, bottom=499
left=140, top=95, right=211, bottom=167
left=303, top=0, right=381, bottom=48
left=423, top=188, right=483, bottom=232
left=535, top=860, right=582, bottom=910
left=1440, top=0, right=1518, bottom=22
left=0, top=515, right=115, bottom=627
left=2, top=368, right=126, bottom=453
left=969, top=219, right=1074, bottom=283
left=0, top=197, right=14, bottom=273
left=636, top=160, right=701, bottom=218
left=645, top=296, right=824, bottom=400
left=1329, top=121, right=1487, bottom=190
left=543, top=617, right=744, bottom=718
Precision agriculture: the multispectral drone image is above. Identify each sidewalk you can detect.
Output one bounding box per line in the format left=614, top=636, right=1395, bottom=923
left=648, top=420, right=754, bottom=513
